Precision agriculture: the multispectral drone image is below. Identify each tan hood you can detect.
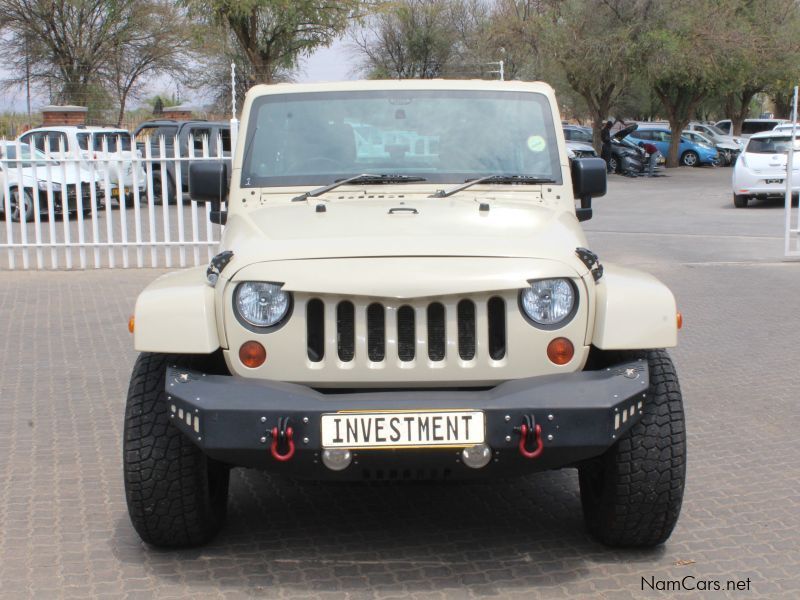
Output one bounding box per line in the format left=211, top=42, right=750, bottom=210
left=223, top=195, right=589, bottom=269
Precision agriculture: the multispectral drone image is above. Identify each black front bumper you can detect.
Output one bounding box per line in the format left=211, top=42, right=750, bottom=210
left=165, top=360, right=649, bottom=479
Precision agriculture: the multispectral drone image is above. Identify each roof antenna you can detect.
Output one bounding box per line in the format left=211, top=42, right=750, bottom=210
left=230, top=62, right=239, bottom=149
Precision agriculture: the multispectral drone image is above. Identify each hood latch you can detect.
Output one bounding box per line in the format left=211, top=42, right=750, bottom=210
left=576, top=247, right=603, bottom=282
left=206, top=250, right=234, bottom=287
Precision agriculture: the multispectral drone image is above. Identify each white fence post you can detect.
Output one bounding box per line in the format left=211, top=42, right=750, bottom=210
left=786, top=86, right=800, bottom=258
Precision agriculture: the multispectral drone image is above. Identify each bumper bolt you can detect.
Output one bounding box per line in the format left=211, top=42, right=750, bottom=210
left=547, top=414, right=554, bottom=421
left=505, top=435, right=511, bottom=442
left=547, top=434, right=554, bottom=441
left=260, top=436, right=267, bottom=444
left=260, top=416, right=266, bottom=423
left=303, top=417, right=309, bottom=424
left=303, top=437, right=309, bottom=444
left=504, top=415, right=511, bottom=422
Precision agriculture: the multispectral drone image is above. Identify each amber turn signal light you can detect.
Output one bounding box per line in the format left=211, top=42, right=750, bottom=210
left=547, top=337, right=574, bottom=365
left=239, top=341, right=267, bottom=368
left=677, top=312, right=683, bottom=330
left=127, top=315, right=135, bottom=334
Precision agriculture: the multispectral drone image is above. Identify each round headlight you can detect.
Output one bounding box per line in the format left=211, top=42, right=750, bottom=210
left=520, top=279, right=576, bottom=326
left=234, top=282, right=291, bottom=328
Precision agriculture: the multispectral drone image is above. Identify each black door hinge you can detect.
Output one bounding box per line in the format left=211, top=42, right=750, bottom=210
left=576, top=247, right=604, bottom=282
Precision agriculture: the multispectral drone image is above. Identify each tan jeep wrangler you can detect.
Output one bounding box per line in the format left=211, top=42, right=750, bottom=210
left=124, top=80, right=686, bottom=549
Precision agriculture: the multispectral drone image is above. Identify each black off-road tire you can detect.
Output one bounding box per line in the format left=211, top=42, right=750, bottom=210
left=579, top=349, right=686, bottom=547
left=124, top=352, right=230, bottom=547
left=733, top=194, right=749, bottom=208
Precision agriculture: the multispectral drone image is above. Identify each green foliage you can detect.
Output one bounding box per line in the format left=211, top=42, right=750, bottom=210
left=186, top=0, right=362, bottom=83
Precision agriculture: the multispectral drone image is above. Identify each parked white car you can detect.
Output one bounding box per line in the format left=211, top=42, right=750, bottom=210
left=771, top=122, right=800, bottom=133
left=0, top=142, right=101, bottom=221
left=715, top=118, right=788, bottom=138
left=731, top=130, right=800, bottom=207
left=18, top=126, right=146, bottom=200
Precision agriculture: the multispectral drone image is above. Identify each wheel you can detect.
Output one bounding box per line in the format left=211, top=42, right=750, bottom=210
left=680, top=151, right=699, bottom=167
left=733, top=194, right=749, bottom=208
left=7, top=188, right=34, bottom=222
left=579, top=349, right=686, bottom=547
left=124, top=352, right=230, bottom=547
left=607, top=156, right=619, bottom=173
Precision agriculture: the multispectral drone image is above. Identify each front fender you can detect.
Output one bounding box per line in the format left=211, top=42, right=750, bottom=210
left=592, top=263, right=677, bottom=350
left=134, top=266, right=220, bottom=353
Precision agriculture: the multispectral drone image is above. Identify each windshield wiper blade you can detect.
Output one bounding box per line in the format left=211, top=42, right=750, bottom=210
left=431, top=174, right=556, bottom=198
left=291, top=173, right=427, bottom=202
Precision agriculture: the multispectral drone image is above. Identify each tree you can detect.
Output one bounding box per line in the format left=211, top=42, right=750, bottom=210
left=352, top=0, right=459, bottom=78
left=523, top=0, right=646, bottom=151
left=641, top=0, right=741, bottom=167
left=104, top=1, right=195, bottom=126
left=719, top=0, right=800, bottom=135
left=0, top=0, right=137, bottom=109
left=185, top=0, right=362, bottom=84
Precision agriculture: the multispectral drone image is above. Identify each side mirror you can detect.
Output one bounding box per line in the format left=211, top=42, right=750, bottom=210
left=189, top=161, right=228, bottom=205
left=570, top=157, right=607, bottom=221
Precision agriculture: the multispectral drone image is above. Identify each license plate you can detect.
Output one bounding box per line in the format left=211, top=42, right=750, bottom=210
left=766, top=178, right=784, bottom=184
left=321, top=410, right=485, bottom=449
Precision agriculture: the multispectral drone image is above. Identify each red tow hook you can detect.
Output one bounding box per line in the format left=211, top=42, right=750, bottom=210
left=517, top=422, right=544, bottom=459
left=270, top=424, right=296, bottom=462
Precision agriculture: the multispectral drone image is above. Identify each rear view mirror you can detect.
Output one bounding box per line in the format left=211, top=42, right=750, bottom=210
left=570, top=157, right=607, bottom=221
left=189, top=161, right=228, bottom=205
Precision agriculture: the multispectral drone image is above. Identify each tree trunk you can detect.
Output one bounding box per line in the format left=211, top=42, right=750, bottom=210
left=667, top=117, right=690, bottom=167
left=116, top=88, right=130, bottom=127
left=729, top=89, right=759, bottom=136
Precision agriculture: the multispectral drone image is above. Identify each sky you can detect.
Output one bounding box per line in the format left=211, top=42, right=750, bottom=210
left=1, top=38, right=358, bottom=114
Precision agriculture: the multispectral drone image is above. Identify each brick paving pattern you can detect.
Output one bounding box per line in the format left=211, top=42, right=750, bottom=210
left=1, top=168, right=798, bottom=598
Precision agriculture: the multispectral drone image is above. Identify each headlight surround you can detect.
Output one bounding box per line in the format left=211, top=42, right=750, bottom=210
left=234, top=282, right=292, bottom=329
left=519, top=278, right=577, bottom=327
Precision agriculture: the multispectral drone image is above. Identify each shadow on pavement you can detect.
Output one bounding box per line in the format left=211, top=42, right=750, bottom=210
left=111, top=469, right=663, bottom=595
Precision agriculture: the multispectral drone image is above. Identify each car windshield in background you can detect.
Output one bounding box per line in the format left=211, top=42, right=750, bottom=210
left=242, top=90, right=562, bottom=187
left=746, top=136, right=800, bottom=154
left=135, top=126, right=177, bottom=143
left=1, top=143, right=53, bottom=167
left=93, top=132, right=132, bottom=152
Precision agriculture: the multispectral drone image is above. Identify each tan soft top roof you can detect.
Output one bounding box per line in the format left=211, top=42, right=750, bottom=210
left=246, top=79, right=554, bottom=98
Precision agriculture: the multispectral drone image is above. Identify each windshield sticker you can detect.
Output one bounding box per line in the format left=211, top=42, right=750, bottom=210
left=527, top=135, right=546, bottom=152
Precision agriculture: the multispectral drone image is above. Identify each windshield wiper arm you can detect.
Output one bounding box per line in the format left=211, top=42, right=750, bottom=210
left=431, top=174, right=556, bottom=198
left=291, top=173, right=427, bottom=202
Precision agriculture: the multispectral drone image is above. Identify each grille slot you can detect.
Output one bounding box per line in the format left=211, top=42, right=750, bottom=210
left=306, top=299, right=325, bottom=362
left=367, top=303, right=385, bottom=362
left=487, top=296, right=506, bottom=360
left=427, top=302, right=446, bottom=361
left=457, top=300, right=476, bottom=360
left=337, top=301, right=355, bottom=362
left=397, top=305, right=415, bottom=361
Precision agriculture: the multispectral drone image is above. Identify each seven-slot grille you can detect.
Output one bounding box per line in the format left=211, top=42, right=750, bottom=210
left=306, top=297, right=507, bottom=365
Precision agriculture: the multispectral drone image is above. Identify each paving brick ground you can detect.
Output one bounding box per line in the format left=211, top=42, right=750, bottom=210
left=1, top=167, right=799, bottom=599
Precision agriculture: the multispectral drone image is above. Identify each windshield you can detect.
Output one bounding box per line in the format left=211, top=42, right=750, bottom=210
left=93, top=132, right=132, bottom=152
left=746, top=136, right=800, bottom=154
left=1, top=143, right=53, bottom=167
left=242, top=89, right=562, bottom=187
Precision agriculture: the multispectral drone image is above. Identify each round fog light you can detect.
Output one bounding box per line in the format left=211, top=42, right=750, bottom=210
left=461, top=444, right=492, bottom=469
left=547, top=337, right=574, bottom=365
left=322, top=448, right=352, bottom=471
left=239, top=341, right=266, bottom=368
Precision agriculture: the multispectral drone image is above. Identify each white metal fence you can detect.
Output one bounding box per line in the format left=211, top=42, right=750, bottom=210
left=0, top=135, right=228, bottom=270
